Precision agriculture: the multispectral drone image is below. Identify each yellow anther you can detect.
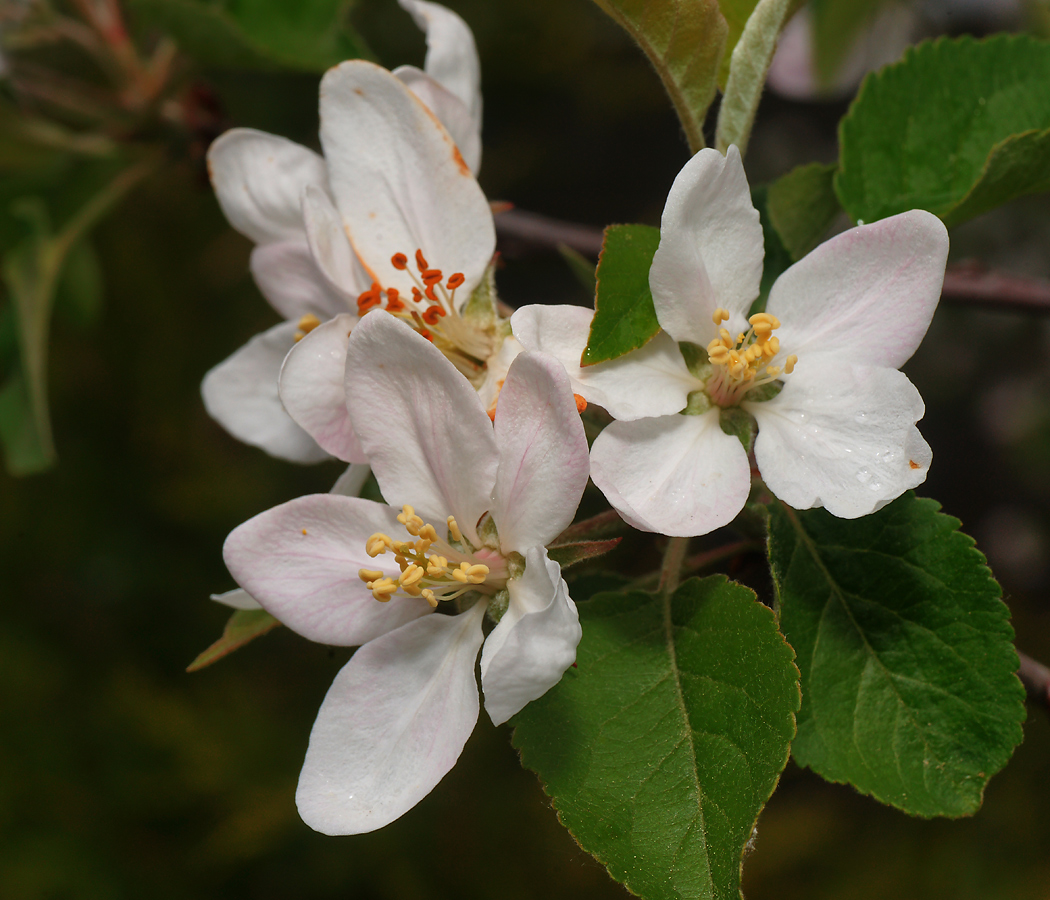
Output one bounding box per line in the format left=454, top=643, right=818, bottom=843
left=397, top=505, right=425, bottom=536
left=784, top=354, right=798, bottom=374
left=427, top=554, right=449, bottom=576
left=711, top=307, right=730, bottom=325
left=358, top=568, right=384, bottom=583
left=418, top=523, right=438, bottom=542
left=366, top=533, right=394, bottom=557
left=452, top=563, right=490, bottom=584
left=719, top=328, right=732, bottom=345
left=399, top=564, right=425, bottom=588
left=764, top=336, right=780, bottom=356
left=297, top=313, right=322, bottom=334
left=737, top=333, right=746, bottom=345
left=766, top=366, right=782, bottom=377
left=422, top=589, right=438, bottom=608
left=447, top=516, right=462, bottom=543
left=414, top=538, right=433, bottom=555
left=402, top=583, right=423, bottom=597
left=368, top=577, right=398, bottom=602
left=749, top=313, right=780, bottom=329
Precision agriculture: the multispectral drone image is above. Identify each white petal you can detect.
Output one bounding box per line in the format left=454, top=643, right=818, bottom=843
left=319, top=61, right=494, bottom=297
left=649, top=145, right=764, bottom=345
left=590, top=411, right=752, bottom=537
left=750, top=364, right=930, bottom=518
left=344, top=312, right=498, bottom=546
left=279, top=314, right=367, bottom=463
left=330, top=463, right=372, bottom=497
left=397, top=0, right=482, bottom=130
left=201, top=321, right=329, bottom=463
left=394, top=66, right=482, bottom=175
left=210, top=588, right=262, bottom=611
left=296, top=603, right=485, bottom=834
left=301, top=185, right=372, bottom=300
left=207, top=128, right=326, bottom=244
left=249, top=241, right=348, bottom=321
left=769, top=210, right=949, bottom=370
left=223, top=494, right=431, bottom=646
left=476, top=334, right=523, bottom=413
left=491, top=352, right=590, bottom=554
left=511, top=304, right=701, bottom=421
left=480, top=548, right=580, bottom=725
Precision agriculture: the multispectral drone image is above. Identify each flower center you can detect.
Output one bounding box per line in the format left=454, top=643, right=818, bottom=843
left=705, top=309, right=797, bottom=407
left=358, top=505, right=508, bottom=607
left=356, top=249, right=495, bottom=377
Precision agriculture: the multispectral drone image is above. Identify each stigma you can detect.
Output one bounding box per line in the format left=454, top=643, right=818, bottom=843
left=355, top=249, right=494, bottom=375
left=705, top=309, right=797, bottom=407
left=358, top=505, right=507, bottom=607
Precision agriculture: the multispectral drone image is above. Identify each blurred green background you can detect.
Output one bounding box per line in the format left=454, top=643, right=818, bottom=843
left=3, top=0, right=1050, bottom=897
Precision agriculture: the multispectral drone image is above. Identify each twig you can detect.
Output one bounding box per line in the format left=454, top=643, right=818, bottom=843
left=493, top=208, right=1050, bottom=313
left=1018, top=650, right=1050, bottom=713
left=658, top=537, right=690, bottom=597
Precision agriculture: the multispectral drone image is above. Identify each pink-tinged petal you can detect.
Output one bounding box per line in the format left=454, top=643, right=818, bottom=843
left=394, top=66, right=481, bottom=175
left=476, top=334, right=523, bottom=413
left=249, top=241, right=347, bottom=321
left=511, top=304, right=701, bottom=421
left=211, top=588, right=261, bottom=610
left=491, top=352, right=589, bottom=554
left=397, top=0, right=482, bottom=129
left=207, top=128, right=326, bottom=244
left=319, top=61, right=493, bottom=297
left=330, top=463, right=372, bottom=497
left=649, top=145, right=763, bottom=345
left=590, top=411, right=752, bottom=537
left=223, top=494, right=431, bottom=646
left=296, top=603, right=485, bottom=834
left=750, top=364, right=930, bottom=518
left=301, top=185, right=372, bottom=300
left=201, top=321, right=329, bottom=463
left=769, top=210, right=949, bottom=370
left=344, top=312, right=497, bottom=546
left=480, top=548, right=580, bottom=725
left=280, top=314, right=367, bottom=463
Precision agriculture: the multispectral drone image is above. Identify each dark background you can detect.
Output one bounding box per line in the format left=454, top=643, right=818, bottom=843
left=3, top=0, right=1050, bottom=896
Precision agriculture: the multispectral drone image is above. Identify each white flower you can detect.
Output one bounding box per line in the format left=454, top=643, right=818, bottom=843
left=513, top=146, right=949, bottom=537
left=222, top=311, right=590, bottom=834
left=201, top=0, right=491, bottom=462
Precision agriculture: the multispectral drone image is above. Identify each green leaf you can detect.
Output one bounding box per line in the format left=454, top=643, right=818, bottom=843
left=590, top=0, right=728, bottom=153
left=714, top=0, right=795, bottom=155
left=186, top=609, right=281, bottom=672
left=581, top=224, right=662, bottom=367
left=766, top=162, right=841, bottom=261
left=768, top=493, right=1026, bottom=818
left=513, top=575, right=800, bottom=900
left=836, top=34, right=1050, bottom=227
left=128, top=0, right=370, bottom=72
left=546, top=538, right=622, bottom=569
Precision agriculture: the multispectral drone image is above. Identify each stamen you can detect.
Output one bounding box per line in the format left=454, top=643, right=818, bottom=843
left=391, top=253, right=408, bottom=270
left=366, top=533, right=394, bottom=557
left=422, top=306, right=446, bottom=325
left=415, top=249, right=429, bottom=271
left=358, top=568, right=384, bottom=583
left=704, top=311, right=797, bottom=407
left=357, top=282, right=384, bottom=315
left=446, top=273, right=465, bottom=290
left=447, top=516, right=462, bottom=543
left=574, top=393, right=588, bottom=414
left=385, top=287, right=405, bottom=313
left=784, top=355, right=798, bottom=374
left=712, top=307, right=730, bottom=325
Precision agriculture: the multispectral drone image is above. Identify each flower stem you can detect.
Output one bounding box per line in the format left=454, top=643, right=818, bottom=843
left=657, top=537, right=690, bottom=598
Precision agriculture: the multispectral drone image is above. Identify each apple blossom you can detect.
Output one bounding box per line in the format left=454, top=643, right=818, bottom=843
left=513, top=146, right=949, bottom=537
left=201, top=0, right=499, bottom=462
left=223, top=311, right=589, bottom=834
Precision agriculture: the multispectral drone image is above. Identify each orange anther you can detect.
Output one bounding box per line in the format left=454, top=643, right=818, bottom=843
left=415, top=249, right=429, bottom=271
left=357, top=282, right=383, bottom=314
left=424, top=283, right=439, bottom=303
left=419, top=329, right=433, bottom=342
left=385, top=287, right=405, bottom=313
left=421, top=269, right=443, bottom=286
left=422, top=305, right=447, bottom=325
left=574, top=393, right=588, bottom=414
left=391, top=252, right=408, bottom=270
left=411, top=287, right=424, bottom=303
left=446, top=273, right=465, bottom=290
